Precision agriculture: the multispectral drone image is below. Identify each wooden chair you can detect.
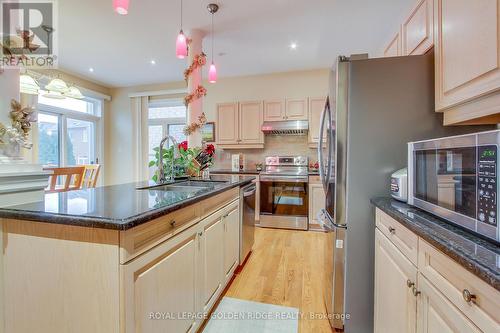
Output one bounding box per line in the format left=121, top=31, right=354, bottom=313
left=44, top=166, right=85, bottom=193
left=81, top=164, right=101, bottom=188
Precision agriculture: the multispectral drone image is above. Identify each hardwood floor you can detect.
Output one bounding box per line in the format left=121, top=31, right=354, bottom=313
left=224, top=227, right=333, bottom=333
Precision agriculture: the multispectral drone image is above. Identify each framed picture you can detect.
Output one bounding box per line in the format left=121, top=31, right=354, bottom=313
left=201, top=122, right=216, bottom=143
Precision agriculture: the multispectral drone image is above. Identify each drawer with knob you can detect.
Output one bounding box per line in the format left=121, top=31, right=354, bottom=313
left=376, top=209, right=418, bottom=266
left=120, top=204, right=201, bottom=263
left=418, top=239, right=500, bottom=332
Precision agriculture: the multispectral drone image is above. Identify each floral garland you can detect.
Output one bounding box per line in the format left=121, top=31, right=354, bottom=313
left=0, top=99, right=37, bottom=150
left=184, top=85, right=207, bottom=107
left=183, top=112, right=207, bottom=136
left=184, top=53, right=207, bottom=82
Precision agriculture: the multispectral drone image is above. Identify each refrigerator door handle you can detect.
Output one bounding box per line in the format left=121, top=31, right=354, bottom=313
left=318, top=97, right=330, bottom=193
left=320, top=209, right=347, bottom=231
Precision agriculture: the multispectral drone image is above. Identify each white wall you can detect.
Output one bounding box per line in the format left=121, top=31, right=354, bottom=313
left=105, top=69, right=330, bottom=185
left=0, top=69, right=20, bottom=128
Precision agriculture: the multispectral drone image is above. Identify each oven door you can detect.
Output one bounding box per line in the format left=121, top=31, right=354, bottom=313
left=259, top=175, right=309, bottom=230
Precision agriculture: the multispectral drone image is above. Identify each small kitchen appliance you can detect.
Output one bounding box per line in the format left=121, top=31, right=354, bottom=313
left=391, top=168, right=408, bottom=202
left=259, top=156, right=309, bottom=230
left=408, top=130, right=499, bottom=242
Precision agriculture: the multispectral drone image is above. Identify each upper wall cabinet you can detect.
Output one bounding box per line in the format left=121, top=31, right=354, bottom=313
left=286, top=98, right=308, bottom=120
left=216, top=101, right=264, bottom=149
left=263, top=100, right=285, bottom=122
left=263, top=98, right=308, bottom=121
left=216, top=102, right=239, bottom=145
left=402, top=0, right=434, bottom=56
left=434, top=0, right=500, bottom=124
left=308, top=97, right=327, bottom=147
left=384, top=32, right=402, bottom=57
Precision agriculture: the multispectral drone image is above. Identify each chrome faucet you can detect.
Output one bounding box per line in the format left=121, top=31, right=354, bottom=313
left=157, top=135, right=179, bottom=183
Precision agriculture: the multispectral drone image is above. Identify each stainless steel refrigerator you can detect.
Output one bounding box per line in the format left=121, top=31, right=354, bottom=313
left=317, top=52, right=490, bottom=332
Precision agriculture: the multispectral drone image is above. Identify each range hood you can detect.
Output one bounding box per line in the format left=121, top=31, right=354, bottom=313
left=261, top=120, right=309, bottom=135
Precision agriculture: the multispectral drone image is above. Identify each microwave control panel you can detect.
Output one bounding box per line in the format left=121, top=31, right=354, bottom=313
left=477, top=145, right=497, bottom=227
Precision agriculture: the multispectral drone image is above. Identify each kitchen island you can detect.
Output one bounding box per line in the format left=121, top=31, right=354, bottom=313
left=0, top=175, right=255, bottom=333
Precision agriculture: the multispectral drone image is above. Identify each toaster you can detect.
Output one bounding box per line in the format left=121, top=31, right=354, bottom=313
left=391, top=168, right=407, bottom=202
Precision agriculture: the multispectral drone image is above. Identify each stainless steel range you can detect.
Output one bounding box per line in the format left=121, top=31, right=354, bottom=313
left=259, top=156, right=309, bottom=230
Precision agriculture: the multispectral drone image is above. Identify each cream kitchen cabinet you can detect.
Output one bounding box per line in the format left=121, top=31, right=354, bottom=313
left=121, top=222, right=202, bottom=333
left=434, top=0, right=500, bottom=124
left=402, top=0, right=434, bottom=56
left=264, top=100, right=285, bottom=122
left=286, top=98, right=308, bottom=120
left=308, top=97, right=327, bottom=147
left=374, top=229, right=417, bottom=333
left=263, top=98, right=308, bottom=121
left=217, top=102, right=239, bottom=145
left=384, top=31, right=402, bottom=57
left=374, top=208, right=500, bottom=333
left=417, top=274, right=481, bottom=333
left=308, top=176, right=326, bottom=231
left=216, top=101, right=264, bottom=149
left=202, top=211, right=225, bottom=313
left=223, top=202, right=240, bottom=283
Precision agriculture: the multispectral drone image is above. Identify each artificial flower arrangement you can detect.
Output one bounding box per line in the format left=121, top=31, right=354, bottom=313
left=0, top=99, right=37, bottom=155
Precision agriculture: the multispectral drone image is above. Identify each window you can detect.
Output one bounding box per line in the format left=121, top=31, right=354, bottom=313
left=147, top=100, right=187, bottom=178
left=37, top=93, right=103, bottom=171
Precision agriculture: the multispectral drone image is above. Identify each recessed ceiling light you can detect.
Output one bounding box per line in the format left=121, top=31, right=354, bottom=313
left=290, top=42, right=298, bottom=50
left=150, top=60, right=156, bottom=65
left=89, top=67, right=94, bottom=73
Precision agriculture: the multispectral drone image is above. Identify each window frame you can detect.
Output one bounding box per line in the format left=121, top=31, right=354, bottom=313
left=37, top=97, right=105, bottom=184
left=146, top=99, right=187, bottom=179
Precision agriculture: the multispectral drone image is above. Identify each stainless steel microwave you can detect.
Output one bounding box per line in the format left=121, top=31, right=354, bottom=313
left=408, top=130, right=499, bottom=243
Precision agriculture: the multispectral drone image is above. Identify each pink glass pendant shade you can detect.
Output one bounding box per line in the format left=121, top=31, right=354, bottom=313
left=113, top=0, right=129, bottom=15
left=208, top=62, right=217, bottom=83
left=176, top=31, right=188, bottom=59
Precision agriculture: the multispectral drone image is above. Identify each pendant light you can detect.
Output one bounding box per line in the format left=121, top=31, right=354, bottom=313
left=20, top=73, right=40, bottom=95
left=207, top=3, right=219, bottom=83
left=113, top=0, right=129, bottom=15
left=176, top=0, right=188, bottom=59
left=64, top=86, right=85, bottom=99
left=44, top=77, right=69, bottom=99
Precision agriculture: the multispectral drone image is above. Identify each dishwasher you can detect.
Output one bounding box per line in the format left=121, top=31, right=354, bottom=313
left=240, top=182, right=256, bottom=264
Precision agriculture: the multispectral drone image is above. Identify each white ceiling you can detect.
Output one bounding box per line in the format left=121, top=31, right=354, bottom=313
left=57, top=0, right=414, bottom=88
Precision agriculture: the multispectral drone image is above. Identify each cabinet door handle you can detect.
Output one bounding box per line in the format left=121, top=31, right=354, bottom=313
left=388, top=226, right=396, bottom=234
left=170, top=220, right=177, bottom=227
left=406, top=279, right=415, bottom=288
left=462, top=289, right=476, bottom=303
left=412, top=287, right=421, bottom=297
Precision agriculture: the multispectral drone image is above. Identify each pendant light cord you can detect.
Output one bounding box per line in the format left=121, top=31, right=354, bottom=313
left=211, top=12, right=214, bottom=63
left=180, top=0, right=183, bottom=30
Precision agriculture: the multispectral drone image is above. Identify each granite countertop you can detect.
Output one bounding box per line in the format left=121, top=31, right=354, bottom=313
left=371, top=197, right=500, bottom=291
left=210, top=169, right=321, bottom=176
left=0, top=175, right=255, bottom=231
left=210, top=169, right=261, bottom=175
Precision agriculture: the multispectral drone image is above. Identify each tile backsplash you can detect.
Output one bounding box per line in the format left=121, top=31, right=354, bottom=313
left=212, top=135, right=318, bottom=170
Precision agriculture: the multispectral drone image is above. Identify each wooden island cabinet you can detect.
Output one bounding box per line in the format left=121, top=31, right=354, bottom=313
left=1, top=187, right=242, bottom=333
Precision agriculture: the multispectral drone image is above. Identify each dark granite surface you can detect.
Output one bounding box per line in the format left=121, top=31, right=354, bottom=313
left=0, top=175, right=255, bottom=231
left=211, top=169, right=321, bottom=176
left=371, top=197, right=500, bottom=291
left=210, top=169, right=261, bottom=175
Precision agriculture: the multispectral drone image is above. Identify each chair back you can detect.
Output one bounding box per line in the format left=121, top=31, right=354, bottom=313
left=44, top=166, right=85, bottom=193
left=81, top=164, right=101, bottom=188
